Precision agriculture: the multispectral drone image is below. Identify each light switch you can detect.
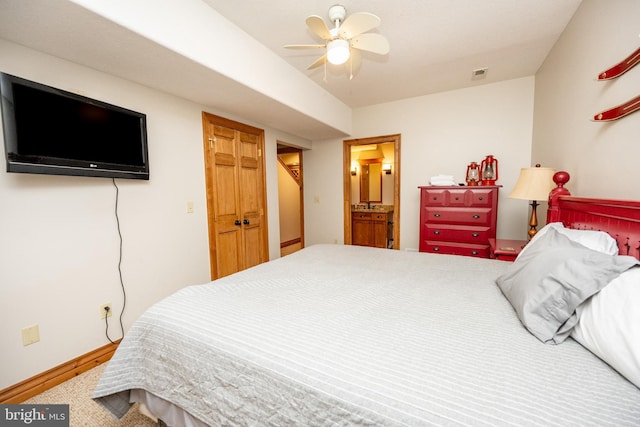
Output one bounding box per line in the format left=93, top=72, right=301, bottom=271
left=21, top=324, right=40, bottom=346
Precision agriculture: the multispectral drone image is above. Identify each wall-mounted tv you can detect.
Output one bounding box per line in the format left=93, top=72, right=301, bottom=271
left=0, top=72, right=149, bottom=180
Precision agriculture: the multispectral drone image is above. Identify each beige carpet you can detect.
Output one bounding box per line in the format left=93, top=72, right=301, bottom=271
left=24, top=363, right=157, bottom=427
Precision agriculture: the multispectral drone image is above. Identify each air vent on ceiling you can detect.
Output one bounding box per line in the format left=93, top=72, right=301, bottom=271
left=472, top=67, right=488, bottom=80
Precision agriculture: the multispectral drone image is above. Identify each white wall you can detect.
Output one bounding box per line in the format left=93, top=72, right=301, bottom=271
left=304, top=77, right=536, bottom=250
left=0, top=40, right=308, bottom=389
left=533, top=0, right=640, bottom=199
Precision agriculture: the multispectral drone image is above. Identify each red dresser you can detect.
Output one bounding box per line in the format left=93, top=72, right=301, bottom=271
left=419, top=186, right=500, bottom=258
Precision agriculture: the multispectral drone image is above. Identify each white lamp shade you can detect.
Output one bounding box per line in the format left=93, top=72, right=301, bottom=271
left=327, top=39, right=350, bottom=65
left=509, top=167, right=556, bottom=201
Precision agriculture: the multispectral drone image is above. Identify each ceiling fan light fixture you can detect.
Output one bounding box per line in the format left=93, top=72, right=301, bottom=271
left=327, top=39, right=350, bottom=65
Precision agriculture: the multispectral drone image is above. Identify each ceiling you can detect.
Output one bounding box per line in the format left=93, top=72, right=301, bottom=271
left=201, top=0, right=582, bottom=107
left=0, top=0, right=582, bottom=140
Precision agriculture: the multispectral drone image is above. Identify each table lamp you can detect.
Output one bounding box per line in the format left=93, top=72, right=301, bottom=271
left=509, top=164, right=556, bottom=240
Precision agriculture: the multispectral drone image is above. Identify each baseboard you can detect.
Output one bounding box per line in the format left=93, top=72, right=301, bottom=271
left=0, top=339, right=120, bottom=404
left=280, top=237, right=301, bottom=248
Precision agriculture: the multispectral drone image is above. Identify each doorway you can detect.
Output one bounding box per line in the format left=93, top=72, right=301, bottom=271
left=343, top=134, right=401, bottom=249
left=277, top=143, right=304, bottom=256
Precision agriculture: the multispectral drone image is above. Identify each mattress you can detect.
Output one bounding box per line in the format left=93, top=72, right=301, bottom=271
left=94, top=244, right=640, bottom=426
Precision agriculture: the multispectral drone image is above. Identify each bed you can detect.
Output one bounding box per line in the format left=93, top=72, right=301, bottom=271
left=93, top=182, right=640, bottom=426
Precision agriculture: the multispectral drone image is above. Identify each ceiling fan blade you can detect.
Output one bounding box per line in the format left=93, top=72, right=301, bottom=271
left=284, top=44, right=325, bottom=50
left=307, top=55, right=327, bottom=70
left=306, top=15, right=331, bottom=40
left=351, top=33, right=390, bottom=55
left=339, top=12, right=380, bottom=39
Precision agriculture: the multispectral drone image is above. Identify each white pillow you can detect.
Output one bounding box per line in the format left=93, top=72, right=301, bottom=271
left=571, top=266, right=640, bottom=389
left=517, top=222, right=619, bottom=260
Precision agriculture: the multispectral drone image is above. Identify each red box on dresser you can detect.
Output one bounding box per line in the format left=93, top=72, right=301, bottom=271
left=419, top=185, right=500, bottom=258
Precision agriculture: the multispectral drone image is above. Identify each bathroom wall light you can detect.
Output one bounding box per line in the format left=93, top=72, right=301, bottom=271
left=382, top=163, right=392, bottom=174
left=351, top=165, right=358, bottom=176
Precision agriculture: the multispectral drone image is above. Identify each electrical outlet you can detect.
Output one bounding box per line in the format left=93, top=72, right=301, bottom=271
left=100, top=303, right=113, bottom=319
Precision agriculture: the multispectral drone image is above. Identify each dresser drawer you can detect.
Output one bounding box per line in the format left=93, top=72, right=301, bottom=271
left=371, top=213, right=389, bottom=222
left=420, top=241, right=490, bottom=258
left=422, top=224, right=491, bottom=244
left=468, top=189, right=494, bottom=206
left=423, top=207, right=492, bottom=226
left=352, top=212, right=371, bottom=220
left=421, top=188, right=494, bottom=207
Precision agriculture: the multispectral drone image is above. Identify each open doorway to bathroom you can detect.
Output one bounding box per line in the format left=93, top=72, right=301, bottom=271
left=343, top=134, right=401, bottom=249
left=277, top=143, right=304, bottom=257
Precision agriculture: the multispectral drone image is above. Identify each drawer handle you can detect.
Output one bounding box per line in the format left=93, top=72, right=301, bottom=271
left=472, top=214, right=480, bottom=219
left=454, top=197, right=459, bottom=201
left=433, top=213, right=441, bottom=217
left=472, top=233, right=479, bottom=237
left=471, top=250, right=479, bottom=255
left=433, top=230, right=440, bottom=235
left=433, top=247, right=440, bottom=252
left=478, top=197, right=484, bottom=201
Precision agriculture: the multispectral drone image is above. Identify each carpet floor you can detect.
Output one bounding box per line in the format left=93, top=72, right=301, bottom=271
left=24, top=363, right=157, bottom=427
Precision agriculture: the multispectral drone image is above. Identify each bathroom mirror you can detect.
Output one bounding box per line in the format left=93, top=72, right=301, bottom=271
left=360, top=161, right=382, bottom=203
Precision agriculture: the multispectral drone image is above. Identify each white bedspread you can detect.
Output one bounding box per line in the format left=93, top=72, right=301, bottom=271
left=94, top=244, right=640, bottom=426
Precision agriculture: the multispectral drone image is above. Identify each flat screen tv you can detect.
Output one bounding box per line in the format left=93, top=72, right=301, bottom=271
left=0, top=72, right=149, bottom=180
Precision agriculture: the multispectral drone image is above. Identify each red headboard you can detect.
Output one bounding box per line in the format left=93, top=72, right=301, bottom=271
left=547, top=172, right=640, bottom=259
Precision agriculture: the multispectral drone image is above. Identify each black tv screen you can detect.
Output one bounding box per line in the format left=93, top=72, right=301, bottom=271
left=0, top=72, right=149, bottom=180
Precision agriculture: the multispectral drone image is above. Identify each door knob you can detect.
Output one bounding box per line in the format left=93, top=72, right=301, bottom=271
left=234, top=220, right=241, bottom=226
left=243, top=219, right=250, bottom=225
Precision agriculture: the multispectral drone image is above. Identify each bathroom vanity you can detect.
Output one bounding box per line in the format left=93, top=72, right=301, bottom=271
left=352, top=205, right=394, bottom=248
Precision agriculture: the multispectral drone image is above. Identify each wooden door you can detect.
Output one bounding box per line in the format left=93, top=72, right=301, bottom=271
left=352, top=214, right=372, bottom=246
left=373, top=218, right=388, bottom=248
left=202, top=112, right=268, bottom=279
left=237, top=130, right=264, bottom=269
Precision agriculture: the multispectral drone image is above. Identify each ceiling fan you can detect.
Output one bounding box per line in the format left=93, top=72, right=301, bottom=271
left=284, top=4, right=390, bottom=78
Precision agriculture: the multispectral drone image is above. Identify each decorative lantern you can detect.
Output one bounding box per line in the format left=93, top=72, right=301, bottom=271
left=465, top=162, right=480, bottom=186
left=480, top=155, right=498, bottom=186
